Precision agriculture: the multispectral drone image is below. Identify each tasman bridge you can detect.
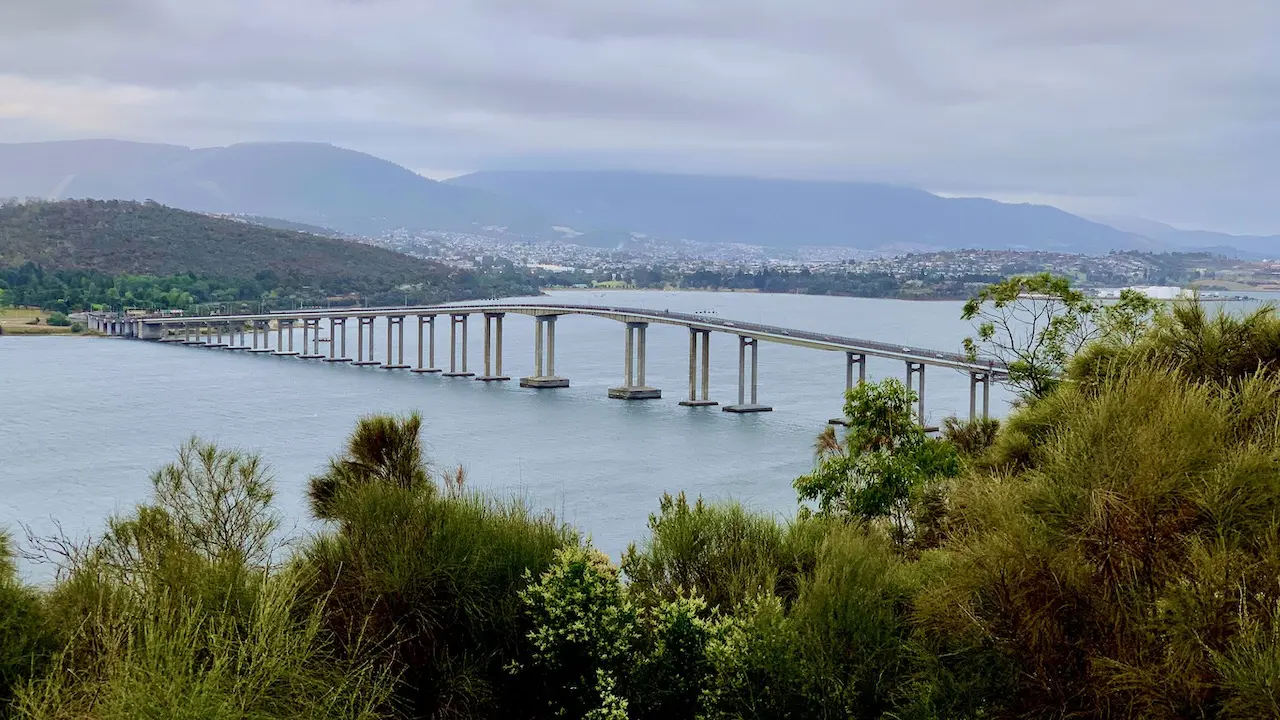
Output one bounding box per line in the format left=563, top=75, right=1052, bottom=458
left=89, top=302, right=1005, bottom=423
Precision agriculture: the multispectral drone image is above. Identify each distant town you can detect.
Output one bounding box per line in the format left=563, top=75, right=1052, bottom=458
left=362, top=228, right=1280, bottom=300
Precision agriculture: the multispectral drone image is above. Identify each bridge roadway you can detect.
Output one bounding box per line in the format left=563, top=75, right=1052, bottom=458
left=91, top=302, right=1004, bottom=421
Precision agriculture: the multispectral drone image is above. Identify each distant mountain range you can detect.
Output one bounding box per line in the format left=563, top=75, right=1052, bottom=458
left=1, top=139, right=1275, bottom=256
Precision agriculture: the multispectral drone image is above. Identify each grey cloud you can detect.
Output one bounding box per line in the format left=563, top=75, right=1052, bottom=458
left=0, top=0, right=1277, bottom=231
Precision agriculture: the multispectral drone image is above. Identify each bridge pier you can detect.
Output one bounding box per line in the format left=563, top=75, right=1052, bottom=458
left=226, top=323, right=248, bottom=350
left=610, top=322, right=660, bottom=400
left=906, top=361, right=926, bottom=425
left=412, top=315, right=442, bottom=373
left=680, top=328, right=717, bottom=407
left=274, top=320, right=299, bottom=356
left=969, top=371, right=992, bottom=421
left=382, top=316, right=411, bottom=369
left=300, top=319, right=325, bottom=358
left=521, top=315, right=569, bottom=388
left=476, top=312, right=510, bottom=381
left=443, top=314, right=475, bottom=377
left=248, top=321, right=272, bottom=352
left=208, top=322, right=228, bottom=348
left=829, top=353, right=867, bottom=425
left=325, top=318, right=352, bottom=362
left=721, top=335, right=768, bottom=409
left=182, top=322, right=202, bottom=345
left=352, top=317, right=380, bottom=366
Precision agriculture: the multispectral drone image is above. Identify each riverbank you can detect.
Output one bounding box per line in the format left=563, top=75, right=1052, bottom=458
left=0, top=307, right=93, bottom=336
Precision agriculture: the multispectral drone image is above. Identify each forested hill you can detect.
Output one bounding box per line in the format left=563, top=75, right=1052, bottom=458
left=0, top=199, right=449, bottom=288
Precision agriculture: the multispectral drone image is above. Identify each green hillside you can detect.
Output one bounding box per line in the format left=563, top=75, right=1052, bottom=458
left=0, top=199, right=539, bottom=311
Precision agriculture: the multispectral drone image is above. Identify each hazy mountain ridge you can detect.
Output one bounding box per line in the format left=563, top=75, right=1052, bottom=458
left=448, top=170, right=1153, bottom=254
left=0, top=140, right=550, bottom=237
left=3, top=140, right=1267, bottom=255
left=1091, top=214, right=1280, bottom=258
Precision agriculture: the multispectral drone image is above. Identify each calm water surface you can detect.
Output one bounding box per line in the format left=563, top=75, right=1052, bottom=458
left=3, top=291, right=1016, bottom=578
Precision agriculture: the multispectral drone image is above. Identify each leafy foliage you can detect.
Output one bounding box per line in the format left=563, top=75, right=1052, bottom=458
left=795, top=379, right=960, bottom=546
left=962, top=272, right=1157, bottom=398
left=308, top=413, right=432, bottom=520
left=516, top=545, right=635, bottom=719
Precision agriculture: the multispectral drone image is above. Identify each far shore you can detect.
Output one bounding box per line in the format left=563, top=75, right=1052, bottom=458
left=545, top=286, right=972, bottom=302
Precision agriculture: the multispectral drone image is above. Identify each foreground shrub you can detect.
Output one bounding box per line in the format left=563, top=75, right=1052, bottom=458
left=0, top=533, right=54, bottom=718
left=627, top=594, right=722, bottom=720
left=621, top=492, right=824, bottom=612
left=308, top=413, right=431, bottom=520
left=304, top=415, right=568, bottom=719
left=18, top=440, right=391, bottom=719
left=917, top=368, right=1280, bottom=718
left=795, top=380, right=959, bottom=548
left=516, top=545, right=634, bottom=719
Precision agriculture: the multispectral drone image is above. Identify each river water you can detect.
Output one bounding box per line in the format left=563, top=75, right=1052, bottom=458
left=2, top=290, right=1012, bottom=578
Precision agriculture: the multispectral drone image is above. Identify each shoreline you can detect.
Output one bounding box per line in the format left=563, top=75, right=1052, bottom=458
left=545, top=286, right=972, bottom=302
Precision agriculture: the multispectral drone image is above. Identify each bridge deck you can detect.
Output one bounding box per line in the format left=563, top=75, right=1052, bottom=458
left=127, top=302, right=1004, bottom=375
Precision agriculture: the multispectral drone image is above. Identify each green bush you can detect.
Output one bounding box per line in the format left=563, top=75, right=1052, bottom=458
left=44, top=313, right=69, bottom=327
left=795, top=380, right=960, bottom=547
left=303, top=414, right=569, bottom=718
left=917, top=368, right=1280, bottom=717
left=622, top=492, right=825, bottom=612
left=516, top=545, right=635, bottom=719
left=17, top=440, right=391, bottom=720
left=68, top=322, right=84, bottom=334
left=626, top=594, right=723, bottom=720
left=0, top=533, right=55, bottom=718
left=699, top=594, right=819, bottom=719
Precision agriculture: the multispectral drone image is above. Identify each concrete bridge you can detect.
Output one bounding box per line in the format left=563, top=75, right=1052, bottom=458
left=89, top=302, right=1004, bottom=422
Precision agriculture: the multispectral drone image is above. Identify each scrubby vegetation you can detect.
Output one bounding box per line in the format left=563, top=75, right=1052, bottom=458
left=5, top=288, right=1280, bottom=718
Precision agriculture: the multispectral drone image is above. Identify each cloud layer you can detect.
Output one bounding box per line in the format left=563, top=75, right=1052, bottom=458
left=1, top=0, right=1277, bottom=232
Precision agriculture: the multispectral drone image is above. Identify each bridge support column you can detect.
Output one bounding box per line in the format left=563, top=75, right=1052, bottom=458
left=274, top=320, right=299, bottom=356
left=680, top=329, right=717, bottom=407
left=412, top=315, right=442, bottom=373
left=829, top=353, right=867, bottom=425
left=609, top=322, right=660, bottom=400
left=183, top=322, right=201, bottom=345
left=301, top=318, right=325, bottom=358
left=382, top=316, right=410, bottom=369
left=968, top=371, right=991, bottom=421
left=443, top=314, right=475, bottom=377
left=724, top=336, right=771, bottom=413
left=248, top=321, right=271, bottom=352
left=353, top=317, right=380, bottom=365
left=225, top=323, right=247, bottom=350
left=476, top=312, right=510, bottom=381
left=906, top=361, right=926, bottom=426
left=521, top=315, right=569, bottom=388
left=325, top=318, right=352, bottom=361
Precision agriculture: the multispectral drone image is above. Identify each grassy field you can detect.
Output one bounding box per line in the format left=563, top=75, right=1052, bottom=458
left=0, top=307, right=83, bottom=335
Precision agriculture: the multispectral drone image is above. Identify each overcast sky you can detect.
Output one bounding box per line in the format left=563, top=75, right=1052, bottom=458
left=1, top=0, right=1277, bottom=233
